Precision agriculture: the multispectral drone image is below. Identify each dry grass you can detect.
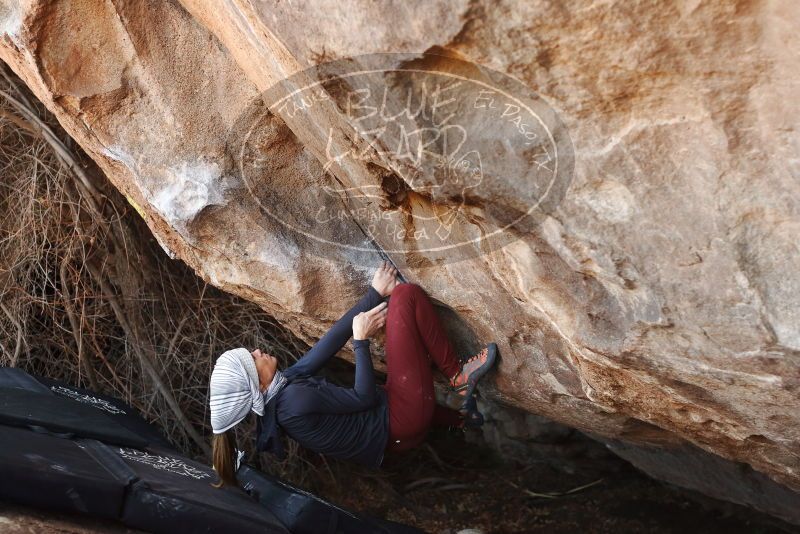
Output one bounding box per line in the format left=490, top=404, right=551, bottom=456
left=0, top=63, right=317, bottom=478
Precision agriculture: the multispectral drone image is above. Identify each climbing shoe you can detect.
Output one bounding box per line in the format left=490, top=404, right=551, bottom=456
left=449, top=342, right=497, bottom=401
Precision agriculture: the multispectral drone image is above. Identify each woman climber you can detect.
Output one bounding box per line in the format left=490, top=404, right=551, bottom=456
left=208, top=261, right=498, bottom=487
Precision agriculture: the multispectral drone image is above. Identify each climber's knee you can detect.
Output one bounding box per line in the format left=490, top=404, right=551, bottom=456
left=393, top=282, right=423, bottom=298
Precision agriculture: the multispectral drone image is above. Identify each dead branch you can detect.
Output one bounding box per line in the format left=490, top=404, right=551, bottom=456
left=0, top=303, right=25, bottom=366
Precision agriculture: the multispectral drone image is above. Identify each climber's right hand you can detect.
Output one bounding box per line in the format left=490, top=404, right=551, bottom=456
left=353, top=302, right=387, bottom=340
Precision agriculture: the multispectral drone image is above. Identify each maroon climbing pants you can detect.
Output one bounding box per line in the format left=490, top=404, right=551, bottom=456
left=381, top=283, right=462, bottom=453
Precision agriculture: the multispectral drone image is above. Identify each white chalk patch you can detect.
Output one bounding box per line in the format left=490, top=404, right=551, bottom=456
left=110, top=150, right=228, bottom=234
left=151, top=160, right=225, bottom=227
left=0, top=3, right=22, bottom=45
left=104, top=148, right=232, bottom=242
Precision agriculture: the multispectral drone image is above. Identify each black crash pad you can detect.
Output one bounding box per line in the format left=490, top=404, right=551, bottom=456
left=0, top=387, right=152, bottom=448
left=34, top=374, right=173, bottom=449
left=0, top=424, right=288, bottom=534
left=0, top=424, right=131, bottom=519
left=0, top=366, right=172, bottom=450
left=0, top=366, right=51, bottom=393
left=106, top=443, right=289, bottom=534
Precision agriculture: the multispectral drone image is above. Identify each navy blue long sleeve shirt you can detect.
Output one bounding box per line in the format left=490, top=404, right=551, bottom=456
left=256, top=286, right=389, bottom=468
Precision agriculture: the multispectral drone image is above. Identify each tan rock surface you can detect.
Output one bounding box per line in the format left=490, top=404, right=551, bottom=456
left=1, top=0, right=798, bottom=522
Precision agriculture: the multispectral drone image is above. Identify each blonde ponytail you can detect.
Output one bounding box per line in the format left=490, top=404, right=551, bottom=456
left=211, top=429, right=238, bottom=488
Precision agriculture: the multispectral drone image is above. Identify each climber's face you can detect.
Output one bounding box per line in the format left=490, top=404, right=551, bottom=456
left=251, top=348, right=278, bottom=391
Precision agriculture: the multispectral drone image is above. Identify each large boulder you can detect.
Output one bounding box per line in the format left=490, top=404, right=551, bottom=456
left=1, top=0, right=798, bottom=523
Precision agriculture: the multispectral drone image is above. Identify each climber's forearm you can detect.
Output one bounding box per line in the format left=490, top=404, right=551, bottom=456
left=287, top=286, right=383, bottom=376
left=352, top=338, right=377, bottom=402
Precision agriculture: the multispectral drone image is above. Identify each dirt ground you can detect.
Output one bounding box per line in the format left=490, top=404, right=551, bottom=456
left=0, top=500, right=141, bottom=534
left=308, top=425, right=799, bottom=534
